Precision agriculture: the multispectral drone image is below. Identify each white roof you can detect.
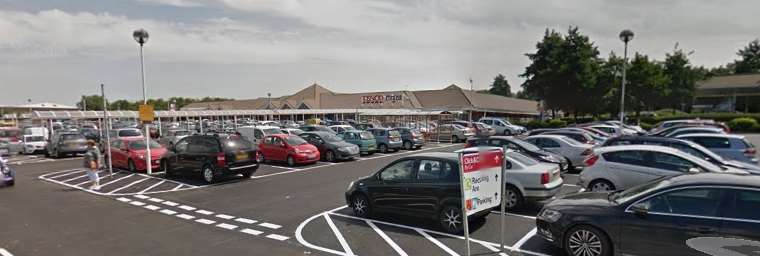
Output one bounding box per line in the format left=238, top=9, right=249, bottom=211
left=675, top=133, right=745, bottom=139
left=29, top=108, right=450, bottom=120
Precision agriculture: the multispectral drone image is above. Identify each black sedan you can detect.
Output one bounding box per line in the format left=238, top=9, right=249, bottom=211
left=299, top=132, right=360, bottom=162
left=466, top=136, right=570, bottom=172
left=536, top=173, right=760, bottom=256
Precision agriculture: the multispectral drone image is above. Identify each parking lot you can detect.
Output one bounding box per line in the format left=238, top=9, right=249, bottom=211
left=1, top=135, right=758, bottom=256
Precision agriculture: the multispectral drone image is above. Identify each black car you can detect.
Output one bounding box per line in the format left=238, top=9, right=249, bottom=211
left=345, top=152, right=490, bottom=234
left=465, top=136, right=570, bottom=172
left=80, top=128, right=101, bottom=143
left=161, top=134, right=258, bottom=184
left=299, top=132, right=360, bottom=162
left=602, top=135, right=760, bottom=173
left=536, top=173, right=760, bottom=256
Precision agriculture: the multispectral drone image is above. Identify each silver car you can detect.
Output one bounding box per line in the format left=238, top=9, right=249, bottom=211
left=662, top=126, right=724, bottom=138
left=159, top=129, right=190, bottom=147
left=434, top=124, right=475, bottom=142
left=46, top=132, right=87, bottom=158
left=677, top=133, right=758, bottom=165
left=503, top=151, right=563, bottom=210
left=579, top=145, right=746, bottom=192
left=524, top=135, right=594, bottom=169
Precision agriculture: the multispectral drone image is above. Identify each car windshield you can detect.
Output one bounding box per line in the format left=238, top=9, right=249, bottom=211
left=286, top=129, right=303, bottom=135
left=452, top=124, right=466, bottom=130
left=119, top=129, right=142, bottom=137
left=512, top=139, right=541, bottom=151
left=25, top=136, right=45, bottom=142
left=222, top=137, right=253, bottom=151
left=128, top=140, right=162, bottom=149
left=360, top=132, right=374, bottom=140
left=389, top=130, right=401, bottom=137
left=560, top=136, right=582, bottom=145
left=62, top=134, right=85, bottom=141
left=0, top=130, right=21, bottom=138
left=263, top=128, right=284, bottom=135
left=510, top=152, right=539, bottom=166
left=286, top=135, right=308, bottom=145
left=612, top=178, right=673, bottom=204
left=323, top=134, right=343, bottom=142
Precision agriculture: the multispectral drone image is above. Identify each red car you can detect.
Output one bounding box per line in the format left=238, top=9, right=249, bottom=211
left=257, top=134, right=320, bottom=166
left=109, top=138, right=167, bottom=172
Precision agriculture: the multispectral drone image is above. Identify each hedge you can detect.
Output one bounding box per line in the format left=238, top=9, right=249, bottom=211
left=727, top=117, right=759, bottom=131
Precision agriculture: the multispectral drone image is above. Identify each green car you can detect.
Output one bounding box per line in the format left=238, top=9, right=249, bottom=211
left=338, top=130, right=377, bottom=155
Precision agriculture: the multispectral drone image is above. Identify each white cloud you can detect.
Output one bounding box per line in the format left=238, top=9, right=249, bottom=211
left=136, top=0, right=204, bottom=7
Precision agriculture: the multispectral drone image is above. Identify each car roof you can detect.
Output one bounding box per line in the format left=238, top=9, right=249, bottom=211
left=266, top=134, right=289, bottom=138
left=595, top=145, right=687, bottom=154
left=405, top=152, right=459, bottom=161
left=670, top=127, right=723, bottom=131
left=526, top=134, right=567, bottom=140
left=255, top=125, right=280, bottom=129
left=667, top=173, right=760, bottom=188
left=303, top=131, right=333, bottom=136
left=676, top=133, right=744, bottom=139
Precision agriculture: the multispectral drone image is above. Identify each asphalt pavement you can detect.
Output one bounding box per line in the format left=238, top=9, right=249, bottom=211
left=1, top=135, right=758, bottom=256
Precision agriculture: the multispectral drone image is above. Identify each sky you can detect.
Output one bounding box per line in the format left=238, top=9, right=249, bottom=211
left=1, top=0, right=759, bottom=106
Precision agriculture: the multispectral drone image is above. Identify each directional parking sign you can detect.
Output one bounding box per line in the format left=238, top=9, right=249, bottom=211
left=459, top=148, right=503, bottom=216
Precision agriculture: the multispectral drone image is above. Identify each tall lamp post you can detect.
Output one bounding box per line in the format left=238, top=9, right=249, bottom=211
left=618, top=29, right=634, bottom=134
left=133, top=28, right=153, bottom=175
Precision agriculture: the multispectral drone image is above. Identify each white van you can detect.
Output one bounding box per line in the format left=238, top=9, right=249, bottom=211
left=23, top=127, right=50, bottom=141
left=236, top=126, right=284, bottom=143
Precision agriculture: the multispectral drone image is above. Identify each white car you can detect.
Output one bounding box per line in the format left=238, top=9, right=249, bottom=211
left=662, top=126, right=725, bottom=138
left=478, top=117, right=526, bottom=136
left=328, top=125, right=355, bottom=134
left=580, top=145, right=746, bottom=192
left=281, top=128, right=304, bottom=136
left=524, top=135, right=594, bottom=169
left=22, top=135, right=47, bottom=154
left=503, top=151, right=563, bottom=210
left=587, top=124, right=637, bottom=136
left=237, top=125, right=284, bottom=143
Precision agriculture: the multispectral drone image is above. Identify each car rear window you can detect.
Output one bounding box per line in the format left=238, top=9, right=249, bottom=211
left=222, top=137, right=253, bottom=151
left=119, top=129, right=142, bottom=137
left=741, top=138, right=755, bottom=148
left=693, top=137, right=731, bottom=148
left=129, top=140, right=162, bottom=149
left=263, top=128, right=284, bottom=135
left=62, top=134, right=85, bottom=141
left=360, top=132, right=374, bottom=140
left=389, top=130, right=401, bottom=137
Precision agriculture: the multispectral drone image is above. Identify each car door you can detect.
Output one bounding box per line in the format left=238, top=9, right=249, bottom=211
left=405, top=159, right=456, bottom=214
left=647, top=152, right=699, bottom=179
left=186, top=137, right=217, bottom=171
left=692, top=136, right=735, bottom=160
left=169, top=137, right=191, bottom=171
left=620, top=187, right=727, bottom=256
left=271, top=136, right=288, bottom=161
left=601, top=150, right=658, bottom=189
left=369, top=159, right=417, bottom=212
left=720, top=188, right=760, bottom=247
left=110, top=140, right=125, bottom=167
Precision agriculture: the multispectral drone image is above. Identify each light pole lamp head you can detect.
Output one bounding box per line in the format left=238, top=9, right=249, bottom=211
left=133, top=29, right=149, bottom=45
left=619, top=29, right=634, bottom=43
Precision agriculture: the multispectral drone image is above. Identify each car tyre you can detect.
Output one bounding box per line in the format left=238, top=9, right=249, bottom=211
left=202, top=164, right=217, bottom=184
left=350, top=193, right=371, bottom=218
left=7, top=180, right=14, bottom=186
left=241, top=169, right=253, bottom=178
left=379, top=144, right=388, bottom=153
left=257, top=152, right=266, bottom=163
left=503, top=130, right=512, bottom=136
left=326, top=150, right=336, bottom=162
left=565, top=157, right=576, bottom=173
left=439, top=205, right=464, bottom=234
left=162, top=160, right=174, bottom=178
left=128, top=159, right=137, bottom=173
left=287, top=156, right=296, bottom=167
left=588, top=179, right=615, bottom=192
left=452, top=135, right=459, bottom=143
left=403, top=141, right=412, bottom=150
left=564, top=225, right=612, bottom=256
left=504, top=185, right=524, bottom=210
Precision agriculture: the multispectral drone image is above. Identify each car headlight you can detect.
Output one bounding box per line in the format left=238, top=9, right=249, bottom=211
left=138, top=155, right=145, bottom=159
left=540, top=155, right=554, bottom=161
left=338, top=147, right=349, bottom=152
left=538, top=209, right=562, bottom=223
left=347, top=181, right=355, bottom=190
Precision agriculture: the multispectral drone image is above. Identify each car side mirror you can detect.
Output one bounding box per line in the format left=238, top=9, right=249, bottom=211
left=630, top=203, right=649, bottom=217
left=688, top=168, right=700, bottom=174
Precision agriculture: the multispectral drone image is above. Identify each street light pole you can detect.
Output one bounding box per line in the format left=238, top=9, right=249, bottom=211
left=618, top=30, right=634, bottom=135
left=134, top=28, right=152, bottom=175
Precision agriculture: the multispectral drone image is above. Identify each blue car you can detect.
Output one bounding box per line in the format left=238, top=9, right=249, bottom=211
left=1, top=156, right=15, bottom=186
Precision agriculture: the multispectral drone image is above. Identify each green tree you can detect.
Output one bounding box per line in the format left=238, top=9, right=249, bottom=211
left=735, top=39, right=760, bottom=74
left=487, top=74, right=513, bottom=97
left=595, top=53, right=624, bottom=117
left=76, top=95, right=105, bottom=111
left=663, top=44, right=705, bottom=112
left=625, top=53, right=670, bottom=120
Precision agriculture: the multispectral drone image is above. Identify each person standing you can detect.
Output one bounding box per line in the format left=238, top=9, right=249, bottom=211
left=84, top=140, right=102, bottom=190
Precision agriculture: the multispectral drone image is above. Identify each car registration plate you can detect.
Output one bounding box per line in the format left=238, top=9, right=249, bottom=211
left=235, top=152, right=248, bottom=161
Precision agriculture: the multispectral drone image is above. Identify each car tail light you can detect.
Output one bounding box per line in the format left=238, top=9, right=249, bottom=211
left=581, top=148, right=593, bottom=156
left=584, top=154, right=599, bottom=167
left=540, top=172, right=550, bottom=184
left=745, top=148, right=757, bottom=157
left=216, top=152, right=226, bottom=167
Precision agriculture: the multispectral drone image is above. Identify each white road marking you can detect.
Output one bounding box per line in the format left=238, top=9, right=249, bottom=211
left=98, top=174, right=136, bottom=188
left=47, top=169, right=87, bottom=179
left=489, top=211, right=537, bottom=220
left=107, top=177, right=150, bottom=194
left=324, top=213, right=356, bottom=256
left=259, top=222, right=281, bottom=229
left=196, top=210, right=214, bottom=215
left=366, top=220, right=408, bottom=256
left=562, top=184, right=580, bottom=188
left=195, top=219, right=216, bottom=225
left=513, top=228, right=537, bottom=249
left=417, top=229, right=459, bottom=256
left=235, top=218, right=257, bottom=224
left=296, top=212, right=351, bottom=256
left=0, top=248, right=14, bottom=256
left=61, top=173, right=91, bottom=183
left=144, top=205, right=161, bottom=211
left=160, top=209, right=177, bottom=215
left=179, top=205, right=197, bottom=211
left=171, top=184, right=184, bottom=191
left=240, top=228, right=263, bottom=236
left=479, top=243, right=509, bottom=256
left=148, top=198, right=164, bottom=203
left=116, top=197, right=132, bottom=202
left=134, top=194, right=150, bottom=199
left=129, top=201, right=146, bottom=206
left=176, top=214, right=195, bottom=220
left=266, top=234, right=290, bottom=241
left=162, top=201, right=179, bottom=207
left=216, top=214, right=235, bottom=220
left=139, top=180, right=166, bottom=194
left=216, top=223, right=238, bottom=230
left=74, top=179, right=94, bottom=187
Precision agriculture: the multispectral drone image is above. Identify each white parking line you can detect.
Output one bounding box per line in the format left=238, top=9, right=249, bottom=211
left=366, top=220, right=408, bottom=256
left=98, top=174, right=135, bottom=188
left=489, top=211, right=537, bottom=220
left=216, top=214, right=235, bottom=220
left=241, top=228, right=263, bottom=236
left=196, top=219, right=216, bottom=225
left=417, top=229, right=459, bottom=256
left=129, top=201, right=146, bottom=206
left=235, top=218, right=257, bottom=224
left=144, top=205, right=161, bottom=211
left=266, top=234, right=290, bottom=241
left=148, top=198, right=164, bottom=203
left=134, top=194, right=150, bottom=199
left=162, top=201, right=179, bottom=207
left=139, top=180, right=166, bottom=194
left=176, top=214, right=195, bottom=220
left=0, top=248, right=14, bottom=256
left=216, top=223, right=238, bottom=230
left=513, top=228, right=537, bottom=249
left=259, top=222, right=281, bottom=229
left=324, top=213, right=356, bottom=256
left=107, top=177, right=150, bottom=194
left=179, top=205, right=197, bottom=211
left=171, top=184, right=184, bottom=191
left=47, top=169, right=86, bottom=179
left=116, top=197, right=132, bottom=202
left=160, top=209, right=177, bottom=215
left=61, top=173, right=92, bottom=183
left=196, top=210, right=214, bottom=215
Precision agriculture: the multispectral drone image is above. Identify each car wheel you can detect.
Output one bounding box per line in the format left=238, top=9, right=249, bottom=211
left=565, top=157, right=576, bottom=173
left=287, top=156, right=296, bottom=167
left=241, top=169, right=253, bottom=178
left=128, top=159, right=136, bottom=173
left=439, top=205, right=464, bottom=234
left=504, top=185, right=524, bottom=210
left=7, top=180, right=14, bottom=186
left=452, top=135, right=459, bottom=143
left=504, top=130, right=512, bottom=136
left=257, top=152, right=266, bottom=163
left=564, top=225, right=612, bottom=256
left=161, top=160, right=174, bottom=177
left=351, top=193, right=371, bottom=218
left=379, top=144, right=388, bottom=153
left=326, top=150, right=336, bottom=162
left=202, top=164, right=217, bottom=184
left=589, top=179, right=615, bottom=192
left=55, top=150, right=61, bottom=159
left=403, top=141, right=412, bottom=150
